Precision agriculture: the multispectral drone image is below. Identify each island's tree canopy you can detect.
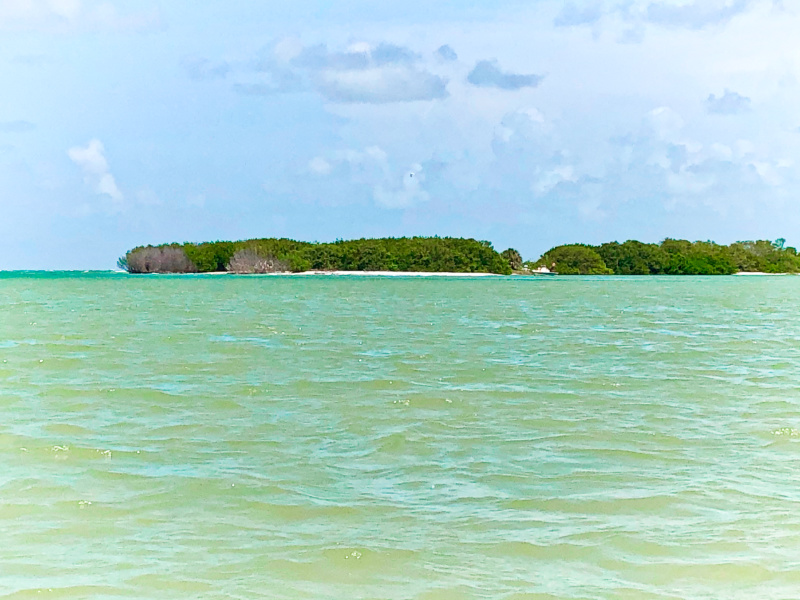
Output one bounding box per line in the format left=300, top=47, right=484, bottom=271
left=533, top=244, right=613, bottom=275
left=597, top=241, right=668, bottom=275
left=121, top=237, right=512, bottom=275
left=529, top=238, right=797, bottom=275
left=121, top=236, right=800, bottom=276
left=501, top=248, right=523, bottom=271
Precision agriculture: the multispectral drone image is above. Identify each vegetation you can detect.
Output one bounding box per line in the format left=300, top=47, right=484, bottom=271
left=531, top=244, right=613, bottom=275
left=121, top=237, right=512, bottom=275
left=120, top=235, right=800, bottom=276
left=529, top=238, right=798, bottom=275
left=123, top=246, right=198, bottom=274
left=501, top=248, right=523, bottom=271
left=227, top=249, right=290, bottom=274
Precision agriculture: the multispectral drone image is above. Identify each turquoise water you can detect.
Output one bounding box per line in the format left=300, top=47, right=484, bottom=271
left=2, top=273, right=800, bottom=599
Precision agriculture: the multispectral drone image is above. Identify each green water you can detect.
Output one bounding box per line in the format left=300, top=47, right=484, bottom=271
left=2, top=273, right=800, bottom=599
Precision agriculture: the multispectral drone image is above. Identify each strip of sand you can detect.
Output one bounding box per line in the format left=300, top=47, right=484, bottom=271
left=187, top=271, right=503, bottom=277
left=734, top=271, right=792, bottom=275
left=292, top=271, right=501, bottom=277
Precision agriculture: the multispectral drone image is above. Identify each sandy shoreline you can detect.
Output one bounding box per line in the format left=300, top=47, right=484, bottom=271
left=131, top=270, right=800, bottom=277
left=295, top=270, right=500, bottom=277
left=733, top=271, right=794, bottom=275
left=206, top=270, right=503, bottom=277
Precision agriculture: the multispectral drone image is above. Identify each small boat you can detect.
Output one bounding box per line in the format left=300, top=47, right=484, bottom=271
left=530, top=266, right=557, bottom=275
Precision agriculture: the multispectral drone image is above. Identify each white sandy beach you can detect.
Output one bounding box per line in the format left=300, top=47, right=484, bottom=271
left=733, top=271, right=794, bottom=275
left=188, top=271, right=502, bottom=277
left=292, top=270, right=501, bottom=277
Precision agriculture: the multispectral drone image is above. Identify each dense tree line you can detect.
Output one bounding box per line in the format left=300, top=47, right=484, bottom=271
left=528, top=238, right=799, bottom=275
left=119, top=236, right=800, bottom=276
left=120, top=237, right=513, bottom=274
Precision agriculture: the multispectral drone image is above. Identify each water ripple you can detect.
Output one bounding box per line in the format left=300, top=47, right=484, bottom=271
left=2, top=274, right=800, bottom=598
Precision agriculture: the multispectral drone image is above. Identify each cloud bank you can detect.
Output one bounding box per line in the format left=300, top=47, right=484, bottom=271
left=0, top=0, right=161, bottom=32
left=467, top=60, right=543, bottom=90
left=315, top=67, right=447, bottom=103
left=554, top=3, right=604, bottom=27
left=706, top=89, right=751, bottom=115
left=644, top=0, right=751, bottom=29
left=251, top=41, right=450, bottom=103
left=553, top=0, right=754, bottom=33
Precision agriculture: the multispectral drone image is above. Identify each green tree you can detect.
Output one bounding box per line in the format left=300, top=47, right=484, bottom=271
left=536, top=244, right=612, bottom=275
left=596, top=241, right=667, bottom=275
left=501, top=248, right=523, bottom=271
left=122, top=236, right=512, bottom=274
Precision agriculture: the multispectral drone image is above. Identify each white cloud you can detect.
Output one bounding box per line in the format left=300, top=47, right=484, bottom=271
left=273, top=0, right=800, bottom=232
left=706, top=89, right=752, bottom=114
left=489, top=107, right=573, bottom=198
left=467, top=60, right=544, bottom=90
left=0, top=0, right=160, bottom=32
left=315, top=66, right=448, bottom=103
left=0, top=0, right=79, bottom=22
left=575, top=104, right=797, bottom=215
left=643, top=0, right=752, bottom=30
left=534, top=165, right=577, bottom=195
left=67, top=139, right=123, bottom=205
left=374, top=164, right=429, bottom=208
left=236, top=40, right=449, bottom=103
left=554, top=2, right=605, bottom=27
left=645, top=106, right=685, bottom=141
left=301, top=146, right=430, bottom=209
left=550, top=0, right=755, bottom=33
left=273, top=37, right=304, bottom=63
left=308, top=156, right=332, bottom=175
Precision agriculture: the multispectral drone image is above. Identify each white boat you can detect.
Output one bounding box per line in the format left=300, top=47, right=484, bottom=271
left=530, top=266, right=556, bottom=275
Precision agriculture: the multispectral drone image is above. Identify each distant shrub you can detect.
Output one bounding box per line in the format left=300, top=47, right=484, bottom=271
left=594, top=238, right=740, bottom=275
left=126, top=246, right=198, bottom=273
left=501, top=248, right=523, bottom=271
left=597, top=240, right=667, bottom=275
left=227, top=249, right=290, bottom=273
left=536, top=244, right=612, bottom=275
left=184, top=241, right=236, bottom=272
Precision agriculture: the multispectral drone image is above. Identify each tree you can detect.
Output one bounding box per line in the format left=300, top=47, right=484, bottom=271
left=125, top=246, right=197, bottom=273
left=501, top=248, right=523, bottom=271
left=227, top=249, right=290, bottom=273
left=121, top=237, right=513, bottom=274
left=597, top=241, right=667, bottom=275
left=536, top=244, right=612, bottom=275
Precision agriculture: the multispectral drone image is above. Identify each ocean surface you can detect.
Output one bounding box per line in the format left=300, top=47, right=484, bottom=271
left=2, top=272, right=800, bottom=599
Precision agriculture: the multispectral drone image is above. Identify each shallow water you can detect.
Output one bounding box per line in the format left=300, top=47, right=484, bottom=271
left=2, top=273, right=800, bottom=599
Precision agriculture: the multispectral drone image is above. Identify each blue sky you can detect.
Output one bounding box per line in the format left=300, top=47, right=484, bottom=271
left=2, top=0, right=799, bottom=269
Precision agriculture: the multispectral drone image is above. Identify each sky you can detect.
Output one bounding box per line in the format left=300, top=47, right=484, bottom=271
left=2, top=0, right=800, bottom=269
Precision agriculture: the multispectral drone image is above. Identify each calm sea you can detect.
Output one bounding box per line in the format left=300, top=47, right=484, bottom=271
left=2, top=273, right=800, bottom=599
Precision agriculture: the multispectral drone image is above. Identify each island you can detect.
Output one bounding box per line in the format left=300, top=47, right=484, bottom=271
left=118, top=237, right=515, bottom=275
left=526, top=238, right=800, bottom=275
left=118, top=237, right=800, bottom=275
